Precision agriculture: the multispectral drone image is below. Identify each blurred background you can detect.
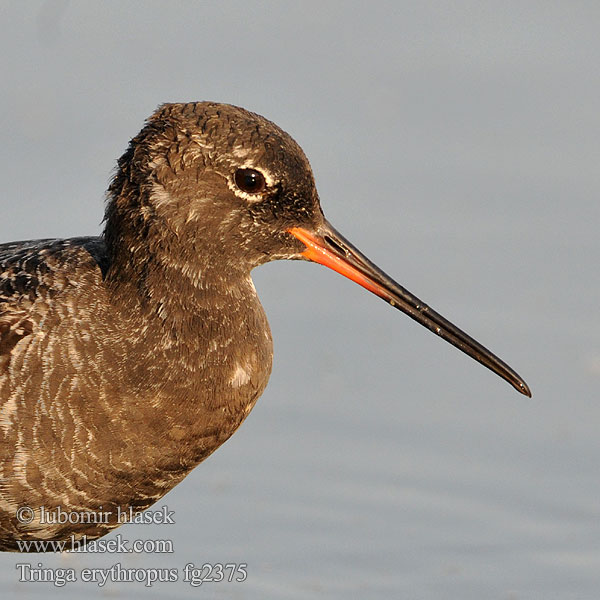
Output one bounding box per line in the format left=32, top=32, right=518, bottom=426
left=0, top=1, right=599, bottom=598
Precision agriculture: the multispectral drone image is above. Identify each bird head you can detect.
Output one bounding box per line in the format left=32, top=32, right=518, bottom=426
left=104, top=101, right=530, bottom=397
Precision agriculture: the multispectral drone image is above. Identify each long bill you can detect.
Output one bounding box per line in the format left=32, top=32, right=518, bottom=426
left=288, top=220, right=531, bottom=397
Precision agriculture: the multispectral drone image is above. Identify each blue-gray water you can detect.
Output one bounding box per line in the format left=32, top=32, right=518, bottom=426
left=1, top=1, right=599, bottom=598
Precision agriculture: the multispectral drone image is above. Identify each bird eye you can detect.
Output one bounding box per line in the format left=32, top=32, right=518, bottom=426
left=234, top=168, right=266, bottom=195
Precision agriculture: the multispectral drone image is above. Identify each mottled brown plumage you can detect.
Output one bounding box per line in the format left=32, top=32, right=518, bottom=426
left=0, top=102, right=320, bottom=550
left=0, top=101, right=530, bottom=552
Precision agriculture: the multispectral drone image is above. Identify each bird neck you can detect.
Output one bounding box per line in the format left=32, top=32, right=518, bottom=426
left=105, top=240, right=254, bottom=330
left=103, top=186, right=254, bottom=319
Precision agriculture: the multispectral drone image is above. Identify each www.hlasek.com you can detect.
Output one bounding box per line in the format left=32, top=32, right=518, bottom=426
left=16, top=562, right=248, bottom=588
left=16, top=533, right=173, bottom=553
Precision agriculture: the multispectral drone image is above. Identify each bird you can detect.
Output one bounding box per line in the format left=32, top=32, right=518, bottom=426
left=0, top=102, right=530, bottom=551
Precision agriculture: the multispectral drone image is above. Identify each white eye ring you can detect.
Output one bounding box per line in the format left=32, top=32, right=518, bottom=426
left=228, top=165, right=276, bottom=201
left=234, top=168, right=266, bottom=195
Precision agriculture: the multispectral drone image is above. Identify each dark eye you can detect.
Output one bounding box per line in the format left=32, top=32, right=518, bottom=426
left=234, top=168, right=266, bottom=194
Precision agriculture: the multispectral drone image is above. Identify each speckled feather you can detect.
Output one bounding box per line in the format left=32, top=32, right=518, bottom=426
left=0, top=102, right=322, bottom=550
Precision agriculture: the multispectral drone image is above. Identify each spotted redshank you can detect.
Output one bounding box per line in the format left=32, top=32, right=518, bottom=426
left=0, top=102, right=530, bottom=550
